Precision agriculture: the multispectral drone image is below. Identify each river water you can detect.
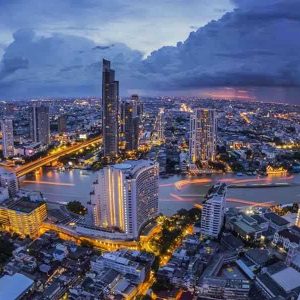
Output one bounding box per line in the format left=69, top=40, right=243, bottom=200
left=20, top=169, right=300, bottom=216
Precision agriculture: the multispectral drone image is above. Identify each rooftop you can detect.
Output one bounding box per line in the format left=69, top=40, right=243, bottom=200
left=245, top=249, right=270, bottom=266
left=264, top=212, right=289, bottom=227
left=271, top=267, right=300, bottom=292
left=0, top=273, right=34, bottom=300
left=7, top=198, right=45, bottom=213
left=277, top=228, right=300, bottom=244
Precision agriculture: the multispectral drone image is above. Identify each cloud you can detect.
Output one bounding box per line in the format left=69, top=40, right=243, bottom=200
left=0, top=29, right=142, bottom=97
left=139, top=0, right=300, bottom=93
left=0, top=0, right=300, bottom=104
left=0, top=0, right=233, bottom=55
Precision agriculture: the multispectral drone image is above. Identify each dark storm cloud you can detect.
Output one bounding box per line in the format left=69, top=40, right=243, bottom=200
left=137, top=0, right=300, bottom=95
left=0, top=29, right=142, bottom=97
left=0, top=0, right=300, bottom=103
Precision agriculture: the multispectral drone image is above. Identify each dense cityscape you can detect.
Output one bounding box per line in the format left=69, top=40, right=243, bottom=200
left=0, top=58, right=299, bottom=300
left=1, top=1, right=300, bottom=300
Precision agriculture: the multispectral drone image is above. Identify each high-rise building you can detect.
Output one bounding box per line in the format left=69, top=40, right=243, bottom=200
left=189, top=108, right=217, bottom=164
left=201, top=183, right=226, bottom=238
left=102, top=59, right=119, bottom=158
left=90, top=160, right=159, bottom=239
left=58, top=115, right=67, bottom=133
left=296, top=209, right=300, bottom=227
left=131, top=94, right=143, bottom=117
left=30, top=103, right=50, bottom=145
left=121, top=95, right=141, bottom=151
left=155, top=108, right=165, bottom=142
left=1, top=118, right=14, bottom=158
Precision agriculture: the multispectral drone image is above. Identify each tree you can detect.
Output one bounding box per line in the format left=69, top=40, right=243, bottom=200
left=80, top=240, right=94, bottom=248
left=0, top=236, right=14, bottom=265
left=67, top=201, right=87, bottom=215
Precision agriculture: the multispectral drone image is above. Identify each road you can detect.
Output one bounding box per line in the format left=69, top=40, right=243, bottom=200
left=15, top=137, right=101, bottom=177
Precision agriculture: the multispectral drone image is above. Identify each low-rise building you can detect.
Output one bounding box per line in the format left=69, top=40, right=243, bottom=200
left=0, top=198, right=47, bottom=237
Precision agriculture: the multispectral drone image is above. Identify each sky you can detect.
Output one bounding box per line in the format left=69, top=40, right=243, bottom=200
left=0, top=0, right=300, bottom=104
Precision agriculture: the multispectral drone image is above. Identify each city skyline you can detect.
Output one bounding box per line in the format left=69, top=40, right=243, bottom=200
left=0, top=0, right=300, bottom=104
left=0, top=2, right=299, bottom=299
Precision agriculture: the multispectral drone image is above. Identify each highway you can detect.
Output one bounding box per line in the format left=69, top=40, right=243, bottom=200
left=15, top=137, right=101, bottom=178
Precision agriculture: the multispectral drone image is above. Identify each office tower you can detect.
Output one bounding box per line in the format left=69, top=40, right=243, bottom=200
left=0, top=198, right=47, bottom=238
left=58, top=115, right=67, bottom=133
left=90, top=160, right=159, bottom=239
left=201, top=183, right=226, bottom=238
left=131, top=94, right=143, bottom=117
left=296, top=209, right=300, bottom=227
left=0, top=168, right=18, bottom=197
left=1, top=118, right=14, bottom=158
left=156, top=108, right=165, bottom=141
left=121, top=96, right=141, bottom=151
left=30, top=103, right=50, bottom=145
left=189, top=108, right=217, bottom=164
left=102, top=59, right=119, bottom=158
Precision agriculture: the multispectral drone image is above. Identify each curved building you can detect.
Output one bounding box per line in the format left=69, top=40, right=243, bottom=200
left=90, top=160, right=159, bottom=239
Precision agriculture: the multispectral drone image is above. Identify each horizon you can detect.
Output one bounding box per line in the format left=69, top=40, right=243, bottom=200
left=0, top=0, right=300, bottom=104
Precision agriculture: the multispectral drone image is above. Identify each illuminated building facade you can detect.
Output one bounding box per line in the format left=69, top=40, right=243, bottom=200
left=90, top=160, right=159, bottom=239
left=153, top=108, right=165, bottom=143
left=120, top=95, right=141, bottom=151
left=189, top=108, right=217, bottom=164
left=30, top=103, right=50, bottom=145
left=102, top=59, right=119, bottom=158
left=201, top=183, right=226, bottom=238
left=0, top=198, right=47, bottom=238
left=1, top=118, right=14, bottom=158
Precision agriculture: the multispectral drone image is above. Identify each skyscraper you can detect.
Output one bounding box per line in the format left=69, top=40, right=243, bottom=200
left=201, top=183, right=226, bottom=238
left=58, top=115, right=67, bottom=133
left=90, top=160, right=159, bottom=239
left=30, top=103, right=50, bottom=145
left=121, top=95, right=141, bottom=151
left=102, top=59, right=119, bottom=158
left=1, top=118, right=14, bottom=158
left=189, top=108, right=217, bottom=164
left=156, top=108, right=165, bottom=142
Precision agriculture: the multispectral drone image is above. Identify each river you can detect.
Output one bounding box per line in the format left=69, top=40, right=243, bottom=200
left=19, top=169, right=300, bottom=216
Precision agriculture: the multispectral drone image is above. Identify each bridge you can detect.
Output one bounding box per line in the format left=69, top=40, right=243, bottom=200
left=15, top=137, right=101, bottom=178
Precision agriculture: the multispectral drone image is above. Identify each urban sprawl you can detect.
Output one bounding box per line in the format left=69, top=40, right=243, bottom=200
left=0, top=60, right=299, bottom=300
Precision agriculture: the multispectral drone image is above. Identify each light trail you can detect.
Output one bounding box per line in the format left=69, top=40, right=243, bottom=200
left=174, top=178, right=212, bottom=190
left=22, top=180, right=75, bottom=186
left=226, top=197, right=274, bottom=207
left=160, top=175, right=295, bottom=191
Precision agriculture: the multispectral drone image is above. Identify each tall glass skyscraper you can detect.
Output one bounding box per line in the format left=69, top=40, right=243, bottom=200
left=102, top=59, right=119, bottom=158
left=189, top=108, right=217, bottom=164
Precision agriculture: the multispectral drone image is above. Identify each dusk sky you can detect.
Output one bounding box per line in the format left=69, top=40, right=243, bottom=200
left=0, top=0, right=300, bottom=104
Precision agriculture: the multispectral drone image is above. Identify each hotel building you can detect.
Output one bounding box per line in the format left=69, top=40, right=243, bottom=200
left=90, top=160, right=159, bottom=239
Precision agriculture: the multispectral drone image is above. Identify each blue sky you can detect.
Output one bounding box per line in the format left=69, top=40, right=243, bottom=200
left=0, top=0, right=300, bottom=104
